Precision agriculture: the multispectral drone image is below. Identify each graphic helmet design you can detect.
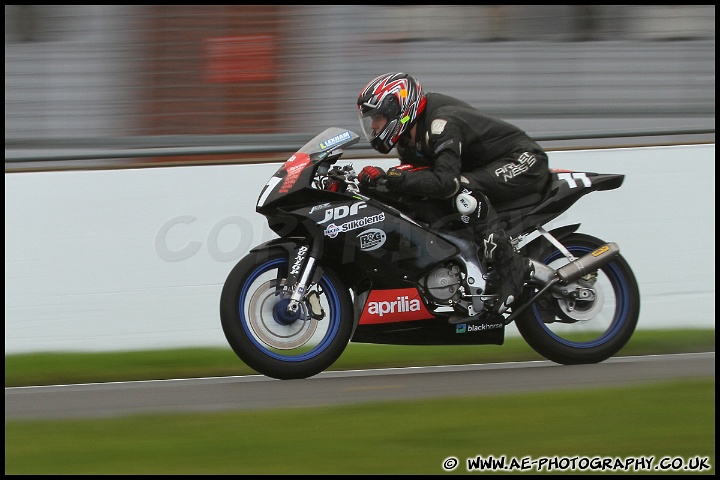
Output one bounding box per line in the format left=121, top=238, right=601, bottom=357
left=357, top=72, right=426, bottom=154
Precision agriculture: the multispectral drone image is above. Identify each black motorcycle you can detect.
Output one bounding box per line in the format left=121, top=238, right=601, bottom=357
left=220, top=127, right=640, bottom=379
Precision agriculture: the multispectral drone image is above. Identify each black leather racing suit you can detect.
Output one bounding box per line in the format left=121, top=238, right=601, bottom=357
left=373, top=92, right=550, bottom=315
left=392, top=92, right=549, bottom=203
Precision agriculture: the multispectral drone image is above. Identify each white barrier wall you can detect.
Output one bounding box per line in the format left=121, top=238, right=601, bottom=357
left=4, top=144, right=715, bottom=354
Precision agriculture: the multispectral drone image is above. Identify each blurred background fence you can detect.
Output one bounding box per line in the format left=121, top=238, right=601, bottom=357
left=4, top=5, right=715, bottom=162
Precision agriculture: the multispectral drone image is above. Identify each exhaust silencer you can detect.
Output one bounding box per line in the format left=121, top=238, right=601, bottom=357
left=505, top=242, right=621, bottom=324
left=555, top=242, right=620, bottom=284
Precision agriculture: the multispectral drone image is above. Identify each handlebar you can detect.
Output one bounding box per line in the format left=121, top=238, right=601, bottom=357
left=322, top=162, right=360, bottom=193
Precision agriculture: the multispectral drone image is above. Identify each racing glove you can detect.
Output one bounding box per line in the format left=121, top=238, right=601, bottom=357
left=358, top=166, right=386, bottom=187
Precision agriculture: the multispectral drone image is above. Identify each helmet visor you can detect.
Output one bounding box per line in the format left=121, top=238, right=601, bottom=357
left=358, top=95, right=399, bottom=143
left=358, top=111, right=384, bottom=144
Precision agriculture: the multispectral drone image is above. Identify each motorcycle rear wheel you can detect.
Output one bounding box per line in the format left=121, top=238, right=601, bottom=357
left=516, top=233, right=640, bottom=364
left=220, top=247, right=354, bottom=379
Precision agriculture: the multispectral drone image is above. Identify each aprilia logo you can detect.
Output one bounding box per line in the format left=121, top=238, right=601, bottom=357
left=367, top=296, right=420, bottom=317
left=359, top=288, right=433, bottom=325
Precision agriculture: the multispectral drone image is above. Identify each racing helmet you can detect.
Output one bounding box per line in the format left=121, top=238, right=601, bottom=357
left=357, top=72, right=426, bottom=154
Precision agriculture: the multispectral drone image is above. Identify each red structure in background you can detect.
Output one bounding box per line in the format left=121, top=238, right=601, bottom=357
left=204, top=35, right=276, bottom=84
left=140, top=6, right=284, bottom=138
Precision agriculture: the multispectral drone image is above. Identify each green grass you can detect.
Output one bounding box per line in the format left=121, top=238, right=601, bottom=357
left=5, top=379, right=715, bottom=474
left=5, top=328, right=715, bottom=474
left=4, top=328, right=715, bottom=387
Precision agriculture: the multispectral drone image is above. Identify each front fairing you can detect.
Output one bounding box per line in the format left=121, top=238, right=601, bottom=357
left=287, top=197, right=460, bottom=286
left=254, top=127, right=460, bottom=286
left=256, top=128, right=360, bottom=212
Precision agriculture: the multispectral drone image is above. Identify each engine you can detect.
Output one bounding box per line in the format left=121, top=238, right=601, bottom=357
left=421, top=264, right=463, bottom=304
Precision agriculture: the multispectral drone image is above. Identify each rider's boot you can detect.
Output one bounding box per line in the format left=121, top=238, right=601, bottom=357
left=454, top=186, right=533, bottom=321
left=482, top=229, right=533, bottom=314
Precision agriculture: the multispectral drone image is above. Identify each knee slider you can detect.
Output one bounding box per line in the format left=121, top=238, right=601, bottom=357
left=455, top=192, right=477, bottom=216
left=455, top=189, right=489, bottom=226
left=456, top=175, right=477, bottom=216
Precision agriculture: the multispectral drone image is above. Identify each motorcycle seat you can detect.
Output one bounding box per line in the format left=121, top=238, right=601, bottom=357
left=493, top=192, right=543, bottom=212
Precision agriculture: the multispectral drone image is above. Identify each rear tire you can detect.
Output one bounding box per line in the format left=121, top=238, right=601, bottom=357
left=516, top=233, right=640, bottom=364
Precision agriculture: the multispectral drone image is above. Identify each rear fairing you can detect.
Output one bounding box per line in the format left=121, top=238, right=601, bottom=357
left=504, top=170, right=624, bottom=236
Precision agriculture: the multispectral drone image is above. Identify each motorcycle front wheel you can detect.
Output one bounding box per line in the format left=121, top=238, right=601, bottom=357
left=515, top=233, right=640, bottom=365
left=220, top=247, right=354, bottom=379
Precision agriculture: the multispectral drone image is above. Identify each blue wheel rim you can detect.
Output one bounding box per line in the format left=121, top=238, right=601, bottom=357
left=238, top=257, right=342, bottom=362
left=532, top=245, right=631, bottom=349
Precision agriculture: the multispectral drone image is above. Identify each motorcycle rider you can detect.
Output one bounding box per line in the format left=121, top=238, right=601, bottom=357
left=356, top=72, right=549, bottom=319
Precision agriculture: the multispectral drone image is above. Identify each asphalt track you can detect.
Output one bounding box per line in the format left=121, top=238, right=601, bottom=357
left=5, top=352, right=714, bottom=420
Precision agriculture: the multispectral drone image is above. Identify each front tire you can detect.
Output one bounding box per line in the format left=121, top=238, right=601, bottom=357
left=220, top=247, right=354, bottom=379
left=516, top=233, right=640, bottom=364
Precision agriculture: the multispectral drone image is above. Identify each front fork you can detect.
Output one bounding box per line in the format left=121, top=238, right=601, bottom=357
left=281, top=242, right=324, bottom=320
left=286, top=255, right=317, bottom=314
